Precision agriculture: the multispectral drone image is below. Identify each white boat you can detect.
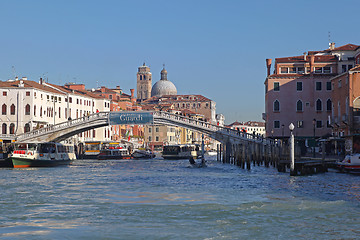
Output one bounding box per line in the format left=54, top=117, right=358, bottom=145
left=98, top=147, right=131, bottom=160
left=10, top=142, right=76, bottom=168
left=205, top=150, right=217, bottom=156
left=131, top=149, right=155, bottom=159
left=162, top=144, right=199, bottom=160
left=337, top=154, right=360, bottom=173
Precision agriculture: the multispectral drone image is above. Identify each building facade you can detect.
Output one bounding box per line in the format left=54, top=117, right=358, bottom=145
left=331, top=65, right=360, bottom=154
left=0, top=78, right=111, bottom=144
left=264, top=43, right=359, bottom=141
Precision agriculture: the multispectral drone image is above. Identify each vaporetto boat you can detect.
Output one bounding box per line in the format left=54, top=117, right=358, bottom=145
left=162, top=144, right=200, bottom=160
left=10, top=142, right=76, bottom=168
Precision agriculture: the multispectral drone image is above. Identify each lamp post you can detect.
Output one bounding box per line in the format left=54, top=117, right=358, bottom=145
left=313, top=118, right=316, bottom=158
left=289, top=123, right=295, bottom=176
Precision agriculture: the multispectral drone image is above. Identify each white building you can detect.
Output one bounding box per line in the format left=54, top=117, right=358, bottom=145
left=0, top=77, right=111, bottom=143
left=227, top=121, right=266, bottom=137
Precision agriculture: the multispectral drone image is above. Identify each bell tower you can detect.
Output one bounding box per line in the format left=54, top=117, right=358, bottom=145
left=136, top=62, right=152, bottom=102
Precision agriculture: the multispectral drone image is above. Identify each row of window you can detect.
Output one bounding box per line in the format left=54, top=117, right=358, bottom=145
left=273, top=81, right=332, bottom=92
left=1, top=123, right=29, bottom=134
left=1, top=104, right=94, bottom=119
left=280, top=66, right=332, bottom=74
left=273, top=99, right=332, bottom=112
left=273, top=120, right=330, bottom=129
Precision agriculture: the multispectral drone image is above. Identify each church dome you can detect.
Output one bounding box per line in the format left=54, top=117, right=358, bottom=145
left=151, top=67, right=177, bottom=97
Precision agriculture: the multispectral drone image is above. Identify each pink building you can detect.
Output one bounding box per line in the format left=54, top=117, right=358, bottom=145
left=264, top=43, right=360, bottom=142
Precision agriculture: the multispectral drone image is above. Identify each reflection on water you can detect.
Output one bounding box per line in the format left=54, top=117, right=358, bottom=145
left=0, top=157, right=360, bottom=239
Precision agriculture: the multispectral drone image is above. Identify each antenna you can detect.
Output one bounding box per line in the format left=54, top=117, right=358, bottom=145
left=12, top=66, right=16, bottom=79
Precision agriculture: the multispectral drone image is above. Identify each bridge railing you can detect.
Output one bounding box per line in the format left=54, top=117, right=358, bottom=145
left=153, top=111, right=274, bottom=145
left=16, top=112, right=110, bottom=142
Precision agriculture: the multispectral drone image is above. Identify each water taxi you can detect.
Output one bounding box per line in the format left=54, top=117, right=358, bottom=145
left=162, top=144, right=199, bottom=160
left=131, top=149, right=155, bottom=159
left=337, top=153, right=360, bottom=173
left=10, top=142, right=76, bottom=168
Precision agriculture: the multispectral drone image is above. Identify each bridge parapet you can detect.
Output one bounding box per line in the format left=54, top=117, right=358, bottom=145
left=16, top=112, right=110, bottom=143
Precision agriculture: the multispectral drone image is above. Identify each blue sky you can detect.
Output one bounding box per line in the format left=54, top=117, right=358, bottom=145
left=0, top=0, right=359, bottom=124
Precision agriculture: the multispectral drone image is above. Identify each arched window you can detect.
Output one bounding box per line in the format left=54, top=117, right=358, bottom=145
left=34, top=105, right=36, bottom=116
left=316, top=99, right=322, bottom=111
left=2, top=104, right=6, bottom=115
left=326, top=99, right=332, bottom=111
left=10, top=104, right=15, bottom=115
left=273, top=100, right=280, bottom=112
left=40, top=106, right=42, bottom=117
left=140, top=75, right=142, bottom=80
left=59, top=107, right=61, bottom=118
left=9, top=123, right=15, bottom=134
left=25, top=104, right=30, bottom=115
left=24, top=123, right=30, bottom=133
left=2, top=123, right=7, bottom=134
left=296, top=100, right=303, bottom=112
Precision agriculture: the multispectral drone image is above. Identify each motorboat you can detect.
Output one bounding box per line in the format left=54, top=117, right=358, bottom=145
left=131, top=149, right=155, bottom=159
left=10, top=142, right=76, bottom=168
left=337, top=154, right=360, bottom=173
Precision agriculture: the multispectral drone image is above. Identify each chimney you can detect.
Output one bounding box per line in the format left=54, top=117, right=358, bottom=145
left=329, top=42, right=335, bottom=50
left=116, top=86, right=121, bottom=90
left=101, top=86, right=106, bottom=93
left=266, top=59, right=272, bottom=76
left=303, top=52, right=307, bottom=61
left=39, top=77, right=43, bottom=85
left=22, top=77, right=27, bottom=81
left=15, top=77, right=18, bottom=81
left=130, top=89, right=136, bottom=104
left=309, top=55, right=315, bottom=75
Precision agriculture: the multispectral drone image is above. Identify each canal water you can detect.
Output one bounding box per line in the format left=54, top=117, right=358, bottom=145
left=1, top=157, right=360, bottom=239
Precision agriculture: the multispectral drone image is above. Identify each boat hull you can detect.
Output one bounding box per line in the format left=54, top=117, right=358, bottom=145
left=11, top=157, right=71, bottom=168
left=97, top=155, right=132, bottom=160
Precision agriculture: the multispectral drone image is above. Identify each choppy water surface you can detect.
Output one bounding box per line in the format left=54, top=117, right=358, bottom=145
left=1, top=157, right=360, bottom=239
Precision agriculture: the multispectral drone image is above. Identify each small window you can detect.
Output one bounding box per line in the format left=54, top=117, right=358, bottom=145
left=297, top=121, right=304, bottom=128
left=326, top=99, right=332, bottom=111
left=2, top=91, right=7, bottom=96
left=316, top=120, right=322, bottom=128
left=297, top=67, right=305, bottom=74
left=338, top=80, right=342, bottom=88
left=273, top=100, right=280, bottom=112
left=342, top=65, right=347, bottom=73
left=289, top=67, right=296, bottom=73
left=155, top=136, right=159, bottom=141
left=326, top=81, right=331, bottom=91
left=2, top=104, right=6, bottom=115
left=316, top=99, right=322, bottom=111
left=25, top=104, right=31, bottom=115
left=323, top=67, right=331, bottom=73
left=274, top=82, right=280, bottom=91
left=149, top=128, right=152, bottom=133
left=297, top=82, right=303, bottom=91
left=11, top=104, right=16, bottom=115
left=296, top=100, right=303, bottom=112
left=315, top=67, right=322, bottom=73
left=316, top=82, right=322, bottom=91
left=26, top=91, right=30, bottom=96
left=155, top=127, right=159, bottom=132
left=274, top=121, right=280, bottom=129
left=280, top=67, right=288, bottom=74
